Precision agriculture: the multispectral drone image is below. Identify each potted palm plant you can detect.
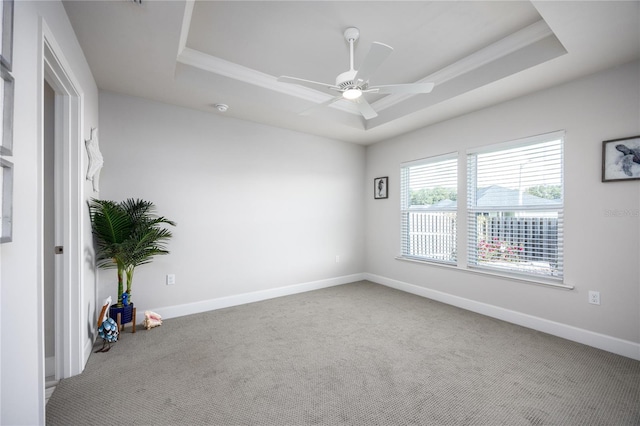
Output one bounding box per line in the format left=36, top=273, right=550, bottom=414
left=119, top=199, right=176, bottom=302
left=89, top=198, right=176, bottom=326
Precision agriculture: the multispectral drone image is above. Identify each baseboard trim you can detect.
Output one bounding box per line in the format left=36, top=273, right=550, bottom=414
left=365, top=273, right=640, bottom=361
left=140, top=273, right=365, bottom=323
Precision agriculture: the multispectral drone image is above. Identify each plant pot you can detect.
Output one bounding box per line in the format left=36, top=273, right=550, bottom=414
left=109, top=302, right=135, bottom=326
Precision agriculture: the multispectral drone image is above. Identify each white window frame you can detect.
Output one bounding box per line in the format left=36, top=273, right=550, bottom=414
left=466, top=131, right=564, bottom=281
left=400, top=152, right=458, bottom=265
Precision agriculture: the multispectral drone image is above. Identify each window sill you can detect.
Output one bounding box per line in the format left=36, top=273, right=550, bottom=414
left=395, top=256, right=574, bottom=290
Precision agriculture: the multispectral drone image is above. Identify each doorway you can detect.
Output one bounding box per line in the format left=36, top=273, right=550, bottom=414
left=41, top=27, right=85, bottom=393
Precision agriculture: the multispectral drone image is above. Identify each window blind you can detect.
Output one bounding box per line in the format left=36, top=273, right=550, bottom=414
left=467, top=133, right=564, bottom=279
left=401, top=153, right=457, bottom=264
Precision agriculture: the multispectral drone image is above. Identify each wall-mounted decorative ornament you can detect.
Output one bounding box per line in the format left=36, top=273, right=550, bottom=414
left=85, top=127, right=103, bottom=192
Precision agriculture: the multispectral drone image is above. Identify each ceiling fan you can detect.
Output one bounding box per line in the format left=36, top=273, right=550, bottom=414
left=277, top=27, right=435, bottom=120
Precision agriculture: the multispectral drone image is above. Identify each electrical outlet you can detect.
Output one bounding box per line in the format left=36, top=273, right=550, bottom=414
left=166, top=274, right=176, bottom=285
left=588, top=290, right=600, bottom=305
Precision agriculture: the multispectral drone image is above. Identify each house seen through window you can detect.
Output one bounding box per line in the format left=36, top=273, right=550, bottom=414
left=399, top=131, right=564, bottom=282
left=467, top=132, right=564, bottom=279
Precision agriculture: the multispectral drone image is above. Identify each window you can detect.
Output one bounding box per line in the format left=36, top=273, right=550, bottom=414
left=467, top=132, right=564, bottom=279
left=401, top=153, right=457, bottom=264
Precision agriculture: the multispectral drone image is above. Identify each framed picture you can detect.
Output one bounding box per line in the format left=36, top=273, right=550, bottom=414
left=374, top=176, right=388, bottom=199
left=0, top=64, right=13, bottom=156
left=0, top=158, right=12, bottom=243
left=0, top=0, right=13, bottom=71
left=602, top=135, right=640, bottom=182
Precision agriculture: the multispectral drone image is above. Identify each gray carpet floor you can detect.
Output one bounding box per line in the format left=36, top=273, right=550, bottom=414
left=46, top=281, right=640, bottom=425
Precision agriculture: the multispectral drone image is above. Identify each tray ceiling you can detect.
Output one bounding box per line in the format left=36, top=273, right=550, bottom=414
left=63, top=1, right=640, bottom=145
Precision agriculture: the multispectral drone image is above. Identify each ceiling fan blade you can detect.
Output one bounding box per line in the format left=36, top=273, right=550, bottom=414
left=354, top=42, right=393, bottom=83
left=278, top=76, right=339, bottom=93
left=367, top=82, right=435, bottom=95
left=354, top=97, right=378, bottom=120
left=300, top=95, right=343, bottom=116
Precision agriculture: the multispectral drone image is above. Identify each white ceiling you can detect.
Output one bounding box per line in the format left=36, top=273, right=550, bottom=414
left=62, top=1, right=640, bottom=145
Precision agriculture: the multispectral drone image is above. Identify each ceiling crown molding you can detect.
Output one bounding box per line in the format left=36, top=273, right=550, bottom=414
left=176, top=47, right=360, bottom=116
left=373, top=19, right=557, bottom=112
left=175, top=15, right=558, bottom=123
left=177, top=0, right=195, bottom=56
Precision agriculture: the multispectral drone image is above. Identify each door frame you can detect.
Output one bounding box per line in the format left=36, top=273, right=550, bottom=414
left=41, top=19, right=84, bottom=380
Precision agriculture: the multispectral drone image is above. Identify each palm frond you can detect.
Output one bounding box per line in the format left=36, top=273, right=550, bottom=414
left=89, top=197, right=175, bottom=302
left=89, top=199, right=133, bottom=245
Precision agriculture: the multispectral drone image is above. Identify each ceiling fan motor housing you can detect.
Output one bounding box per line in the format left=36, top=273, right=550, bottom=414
left=336, top=70, right=366, bottom=91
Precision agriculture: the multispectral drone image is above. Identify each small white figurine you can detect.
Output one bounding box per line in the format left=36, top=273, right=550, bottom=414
left=143, top=310, right=162, bottom=330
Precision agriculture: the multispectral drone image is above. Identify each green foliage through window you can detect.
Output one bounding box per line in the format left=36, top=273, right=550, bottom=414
left=525, top=185, right=561, bottom=200
left=410, top=187, right=457, bottom=206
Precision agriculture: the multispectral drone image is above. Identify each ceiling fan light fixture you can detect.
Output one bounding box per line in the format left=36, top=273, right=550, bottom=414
left=343, top=88, right=362, bottom=100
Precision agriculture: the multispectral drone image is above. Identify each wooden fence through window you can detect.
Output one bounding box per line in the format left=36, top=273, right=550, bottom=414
left=406, top=212, right=558, bottom=266
left=407, top=212, right=456, bottom=261
left=478, top=216, right=558, bottom=265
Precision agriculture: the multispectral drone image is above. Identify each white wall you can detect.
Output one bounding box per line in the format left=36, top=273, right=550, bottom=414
left=0, top=1, right=99, bottom=424
left=365, top=61, right=640, bottom=352
left=98, top=92, right=366, bottom=317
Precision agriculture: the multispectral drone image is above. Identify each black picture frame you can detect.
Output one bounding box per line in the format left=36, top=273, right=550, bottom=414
left=0, top=0, right=13, bottom=71
left=602, top=135, right=640, bottom=182
left=0, top=64, right=13, bottom=156
left=374, top=176, right=388, bottom=199
left=0, top=158, right=12, bottom=243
